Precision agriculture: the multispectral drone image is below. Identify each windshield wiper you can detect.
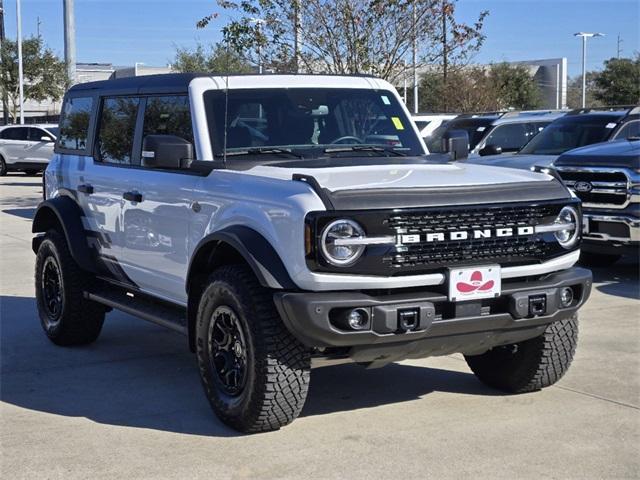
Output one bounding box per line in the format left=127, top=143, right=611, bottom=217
left=323, top=145, right=407, bottom=156
left=219, top=147, right=303, bottom=159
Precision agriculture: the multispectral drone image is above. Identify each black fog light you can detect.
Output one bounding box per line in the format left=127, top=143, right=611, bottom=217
left=398, top=308, right=419, bottom=331
left=560, top=287, right=574, bottom=308
left=331, top=308, right=371, bottom=331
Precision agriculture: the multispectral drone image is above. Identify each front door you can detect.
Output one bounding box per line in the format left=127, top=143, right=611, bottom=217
left=119, top=95, right=197, bottom=305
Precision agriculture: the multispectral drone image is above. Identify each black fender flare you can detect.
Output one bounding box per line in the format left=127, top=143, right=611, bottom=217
left=186, top=226, right=296, bottom=352
left=32, top=196, right=95, bottom=273
left=187, top=225, right=296, bottom=292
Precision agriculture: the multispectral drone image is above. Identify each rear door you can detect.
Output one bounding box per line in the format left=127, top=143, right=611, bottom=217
left=0, top=127, right=29, bottom=162
left=119, top=94, right=197, bottom=305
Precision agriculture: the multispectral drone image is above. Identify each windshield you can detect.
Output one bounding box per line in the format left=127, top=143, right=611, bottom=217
left=425, top=118, right=494, bottom=153
left=204, top=88, right=424, bottom=159
left=519, top=115, right=620, bottom=155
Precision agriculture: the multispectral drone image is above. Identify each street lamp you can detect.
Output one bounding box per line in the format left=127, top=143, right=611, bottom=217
left=574, top=32, right=605, bottom=108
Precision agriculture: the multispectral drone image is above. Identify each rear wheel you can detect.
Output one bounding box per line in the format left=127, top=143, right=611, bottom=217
left=465, top=315, right=578, bottom=393
left=35, top=230, right=105, bottom=345
left=0, top=156, right=7, bottom=176
left=195, top=265, right=311, bottom=433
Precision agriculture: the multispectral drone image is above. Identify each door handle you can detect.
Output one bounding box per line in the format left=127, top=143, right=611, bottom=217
left=77, top=184, right=94, bottom=194
left=123, top=191, right=143, bottom=203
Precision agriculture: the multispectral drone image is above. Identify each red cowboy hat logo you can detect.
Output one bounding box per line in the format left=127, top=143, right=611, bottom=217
left=456, top=270, right=495, bottom=294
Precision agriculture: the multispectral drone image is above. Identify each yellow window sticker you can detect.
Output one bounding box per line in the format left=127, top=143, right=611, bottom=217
left=391, top=116, right=404, bottom=130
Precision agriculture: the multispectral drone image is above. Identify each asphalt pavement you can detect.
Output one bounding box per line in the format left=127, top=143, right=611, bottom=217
left=1, top=174, right=638, bottom=479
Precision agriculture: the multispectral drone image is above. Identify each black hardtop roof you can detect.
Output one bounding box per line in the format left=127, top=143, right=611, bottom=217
left=67, top=72, right=380, bottom=95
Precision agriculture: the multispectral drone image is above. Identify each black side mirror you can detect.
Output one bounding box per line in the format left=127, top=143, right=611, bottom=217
left=142, top=134, right=194, bottom=169
left=442, top=129, right=469, bottom=160
left=479, top=144, right=503, bottom=156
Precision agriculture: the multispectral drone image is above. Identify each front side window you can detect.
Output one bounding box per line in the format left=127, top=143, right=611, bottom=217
left=28, top=128, right=54, bottom=142
left=204, top=88, right=424, bottom=160
left=519, top=115, right=620, bottom=155
left=1, top=127, right=29, bottom=141
left=58, top=96, right=93, bottom=151
left=142, top=95, right=193, bottom=145
left=97, top=97, right=140, bottom=165
left=613, top=120, right=640, bottom=140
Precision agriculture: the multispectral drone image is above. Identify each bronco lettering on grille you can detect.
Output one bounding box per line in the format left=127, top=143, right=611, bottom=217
left=399, top=226, right=535, bottom=244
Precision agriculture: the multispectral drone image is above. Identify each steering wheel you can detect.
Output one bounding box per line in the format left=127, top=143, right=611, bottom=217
left=330, top=136, right=364, bottom=145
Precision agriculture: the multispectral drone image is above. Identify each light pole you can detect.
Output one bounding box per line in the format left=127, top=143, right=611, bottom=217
left=249, top=18, right=266, bottom=74
left=574, top=32, right=604, bottom=108
left=63, top=0, right=77, bottom=85
left=16, top=0, right=24, bottom=124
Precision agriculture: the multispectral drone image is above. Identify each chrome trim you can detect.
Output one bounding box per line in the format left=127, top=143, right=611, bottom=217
left=535, top=222, right=576, bottom=233
left=333, top=236, right=396, bottom=246
left=556, top=166, right=639, bottom=209
left=584, top=214, right=640, bottom=243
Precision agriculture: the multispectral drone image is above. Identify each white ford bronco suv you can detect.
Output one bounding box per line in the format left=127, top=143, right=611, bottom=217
left=32, top=73, right=592, bottom=433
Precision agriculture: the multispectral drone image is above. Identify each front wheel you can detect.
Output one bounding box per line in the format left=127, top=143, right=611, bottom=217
left=35, top=230, right=105, bottom=345
left=0, top=156, right=7, bottom=176
left=465, top=315, right=578, bottom=393
left=195, top=265, right=311, bottom=433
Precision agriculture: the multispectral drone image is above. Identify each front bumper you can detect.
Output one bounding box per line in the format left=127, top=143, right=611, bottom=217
left=583, top=212, right=640, bottom=251
left=274, top=267, right=592, bottom=353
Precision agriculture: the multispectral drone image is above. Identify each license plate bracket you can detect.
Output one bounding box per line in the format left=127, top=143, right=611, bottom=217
left=448, top=265, right=501, bottom=302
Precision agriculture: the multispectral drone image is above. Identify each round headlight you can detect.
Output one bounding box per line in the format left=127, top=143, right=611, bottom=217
left=320, top=219, right=366, bottom=266
left=555, top=206, right=580, bottom=248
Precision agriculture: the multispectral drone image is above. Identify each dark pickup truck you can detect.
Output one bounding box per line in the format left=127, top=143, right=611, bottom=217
left=555, top=139, right=640, bottom=264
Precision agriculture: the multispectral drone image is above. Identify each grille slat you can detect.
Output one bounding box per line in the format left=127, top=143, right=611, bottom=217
left=558, top=169, right=629, bottom=207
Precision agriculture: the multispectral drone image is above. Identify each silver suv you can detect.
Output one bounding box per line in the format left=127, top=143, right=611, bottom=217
left=32, top=73, right=591, bottom=433
left=0, top=124, right=58, bottom=175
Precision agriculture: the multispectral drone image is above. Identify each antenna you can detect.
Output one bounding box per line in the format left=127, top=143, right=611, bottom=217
left=222, top=36, right=230, bottom=168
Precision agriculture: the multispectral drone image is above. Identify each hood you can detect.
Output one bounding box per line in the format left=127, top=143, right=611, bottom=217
left=555, top=140, right=640, bottom=170
left=467, top=154, right=557, bottom=171
left=238, top=160, right=570, bottom=210
left=242, top=161, right=552, bottom=192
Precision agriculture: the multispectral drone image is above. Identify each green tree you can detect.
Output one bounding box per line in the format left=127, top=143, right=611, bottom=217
left=593, top=56, right=640, bottom=105
left=198, top=1, right=488, bottom=82
left=171, top=42, right=253, bottom=74
left=0, top=36, right=67, bottom=121
left=566, top=72, right=603, bottom=109
left=418, top=63, right=541, bottom=113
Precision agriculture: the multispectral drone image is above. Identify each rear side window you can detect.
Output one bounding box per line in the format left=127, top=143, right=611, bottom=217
left=142, top=95, right=193, bottom=145
left=58, top=97, right=93, bottom=151
left=0, top=127, right=29, bottom=140
left=97, top=97, right=141, bottom=165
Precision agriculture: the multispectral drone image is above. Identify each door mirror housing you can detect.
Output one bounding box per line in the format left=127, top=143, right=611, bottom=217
left=442, top=129, right=469, bottom=160
left=40, top=135, right=54, bottom=142
left=141, top=134, right=194, bottom=169
left=479, top=144, right=503, bottom=156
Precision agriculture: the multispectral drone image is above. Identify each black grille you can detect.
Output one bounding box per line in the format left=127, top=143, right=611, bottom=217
left=383, top=204, right=561, bottom=271
left=558, top=169, right=629, bottom=206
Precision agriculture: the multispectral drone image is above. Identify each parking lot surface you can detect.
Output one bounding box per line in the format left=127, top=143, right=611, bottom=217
left=1, top=174, right=638, bottom=479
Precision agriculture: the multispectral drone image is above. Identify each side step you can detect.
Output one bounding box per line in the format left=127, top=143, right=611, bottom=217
left=86, top=288, right=187, bottom=335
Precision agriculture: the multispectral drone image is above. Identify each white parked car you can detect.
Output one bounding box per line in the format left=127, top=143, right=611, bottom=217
left=0, top=123, right=58, bottom=176
left=412, top=113, right=457, bottom=138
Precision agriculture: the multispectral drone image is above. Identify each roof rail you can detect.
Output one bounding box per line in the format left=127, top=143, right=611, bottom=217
left=501, top=109, right=566, bottom=118
left=566, top=105, right=637, bottom=115
left=455, top=110, right=509, bottom=119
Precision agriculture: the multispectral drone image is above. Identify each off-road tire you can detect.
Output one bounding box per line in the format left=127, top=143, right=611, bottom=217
left=580, top=252, right=621, bottom=267
left=195, top=265, right=311, bottom=433
left=0, top=155, right=7, bottom=176
left=464, top=315, right=578, bottom=393
left=35, top=229, right=105, bottom=345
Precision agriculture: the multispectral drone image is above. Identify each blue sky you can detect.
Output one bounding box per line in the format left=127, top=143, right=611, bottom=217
left=2, top=0, right=639, bottom=77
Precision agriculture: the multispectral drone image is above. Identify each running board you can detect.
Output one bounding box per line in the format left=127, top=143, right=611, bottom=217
left=85, top=289, right=187, bottom=335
